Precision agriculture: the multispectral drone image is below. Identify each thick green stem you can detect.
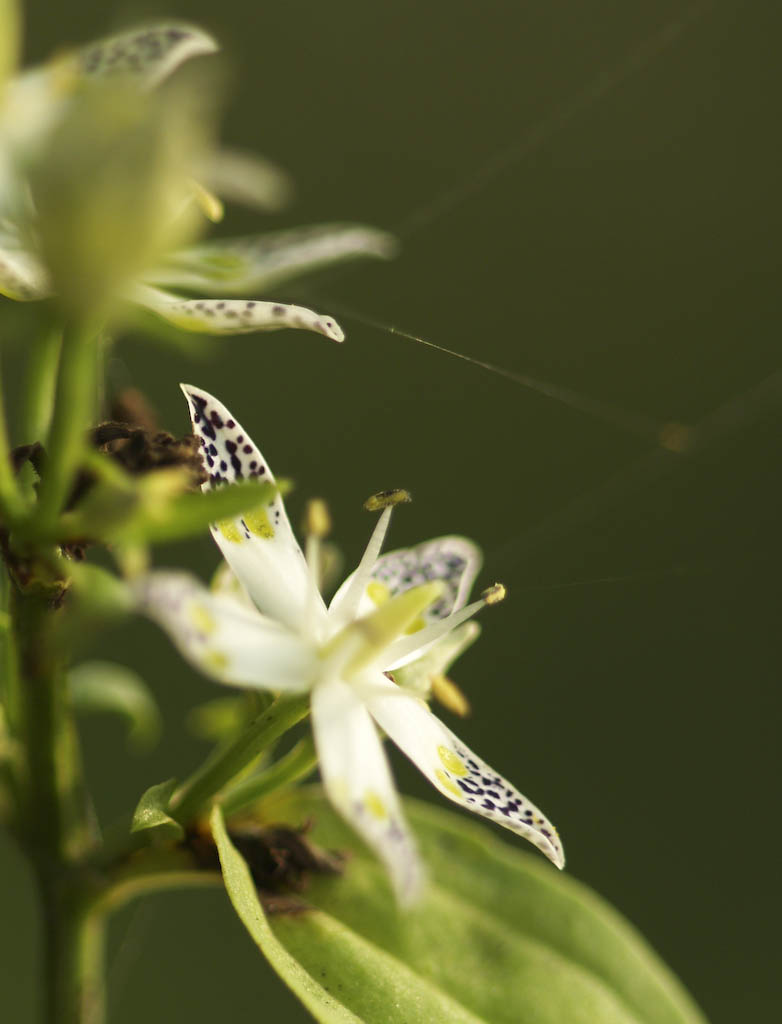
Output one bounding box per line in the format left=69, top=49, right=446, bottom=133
left=0, top=348, right=26, bottom=522
left=40, top=880, right=106, bottom=1024
left=11, top=588, right=93, bottom=861
left=221, top=735, right=318, bottom=818
left=36, top=320, right=101, bottom=530
left=23, top=328, right=63, bottom=445
left=172, top=695, right=310, bottom=825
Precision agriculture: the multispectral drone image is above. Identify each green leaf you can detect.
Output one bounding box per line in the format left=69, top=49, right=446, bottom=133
left=115, top=478, right=278, bottom=545
left=131, top=778, right=184, bottom=841
left=69, top=660, right=162, bottom=752
left=217, top=788, right=707, bottom=1024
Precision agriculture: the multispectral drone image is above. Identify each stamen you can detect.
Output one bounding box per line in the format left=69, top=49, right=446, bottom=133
left=303, top=498, right=331, bottom=635
left=482, top=583, right=506, bottom=605
left=430, top=674, right=471, bottom=717
left=304, top=498, right=331, bottom=539
left=329, top=491, right=411, bottom=628
left=382, top=585, right=506, bottom=668
left=363, top=489, right=412, bottom=511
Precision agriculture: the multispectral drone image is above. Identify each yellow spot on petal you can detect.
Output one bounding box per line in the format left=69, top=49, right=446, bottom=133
left=189, top=603, right=217, bottom=636
left=435, top=769, right=464, bottom=799
left=437, top=745, right=469, bottom=777
left=203, top=650, right=229, bottom=672
left=217, top=518, right=243, bottom=543
left=366, top=581, right=390, bottom=607
left=404, top=614, right=426, bottom=635
left=245, top=505, right=274, bottom=539
left=365, top=790, right=388, bottom=820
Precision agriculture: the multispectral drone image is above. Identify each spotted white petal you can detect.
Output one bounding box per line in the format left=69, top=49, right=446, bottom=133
left=364, top=673, right=565, bottom=869
left=311, top=675, right=425, bottom=906
left=78, top=23, right=218, bottom=89
left=133, top=284, right=344, bottom=342
left=0, top=233, right=51, bottom=300
left=330, top=535, right=482, bottom=641
left=181, top=385, right=320, bottom=632
left=135, top=571, right=317, bottom=691
left=145, top=223, right=397, bottom=295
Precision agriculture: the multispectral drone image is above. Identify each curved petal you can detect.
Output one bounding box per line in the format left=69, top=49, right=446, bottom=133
left=364, top=673, right=565, bottom=869
left=133, top=284, right=344, bottom=342
left=181, top=385, right=320, bottom=632
left=78, top=23, right=218, bottom=89
left=311, top=676, right=425, bottom=906
left=136, top=570, right=318, bottom=692
left=146, top=223, right=397, bottom=294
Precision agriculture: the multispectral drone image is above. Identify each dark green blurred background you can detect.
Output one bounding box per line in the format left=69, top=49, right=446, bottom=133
left=1, top=1, right=780, bottom=1020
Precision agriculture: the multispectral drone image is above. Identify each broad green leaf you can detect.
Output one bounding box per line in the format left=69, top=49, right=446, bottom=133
left=145, top=223, right=397, bottom=295
left=219, top=788, right=707, bottom=1024
left=212, top=805, right=471, bottom=1024
left=69, top=660, right=162, bottom=752
left=131, top=778, right=183, bottom=841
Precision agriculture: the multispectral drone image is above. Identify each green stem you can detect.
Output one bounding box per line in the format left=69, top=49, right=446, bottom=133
left=40, top=880, right=106, bottom=1024
left=0, top=347, right=26, bottom=522
left=23, top=327, right=63, bottom=445
left=171, top=695, right=310, bottom=825
left=11, top=586, right=94, bottom=863
left=36, top=320, right=101, bottom=530
left=221, top=735, right=317, bottom=818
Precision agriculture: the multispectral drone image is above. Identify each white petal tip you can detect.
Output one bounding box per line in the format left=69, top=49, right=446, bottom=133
left=317, top=317, right=345, bottom=343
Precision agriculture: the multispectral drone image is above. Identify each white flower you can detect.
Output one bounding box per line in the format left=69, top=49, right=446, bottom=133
left=138, top=386, right=564, bottom=904
left=0, top=21, right=393, bottom=337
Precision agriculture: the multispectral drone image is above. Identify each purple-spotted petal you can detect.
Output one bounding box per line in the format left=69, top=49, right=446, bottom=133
left=181, top=385, right=320, bottom=631
left=133, top=284, right=344, bottom=341
left=364, top=673, right=565, bottom=869
left=136, top=571, right=317, bottom=691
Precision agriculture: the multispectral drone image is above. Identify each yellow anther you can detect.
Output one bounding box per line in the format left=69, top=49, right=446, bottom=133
left=363, top=489, right=412, bottom=512
left=303, top=498, right=331, bottom=538
left=482, top=582, right=507, bottom=606
left=431, top=674, right=471, bottom=717
left=188, top=178, right=224, bottom=222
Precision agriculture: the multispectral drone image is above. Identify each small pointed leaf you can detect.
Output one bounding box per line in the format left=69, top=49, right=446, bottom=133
left=131, top=778, right=184, bottom=841
left=69, top=661, right=162, bottom=752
